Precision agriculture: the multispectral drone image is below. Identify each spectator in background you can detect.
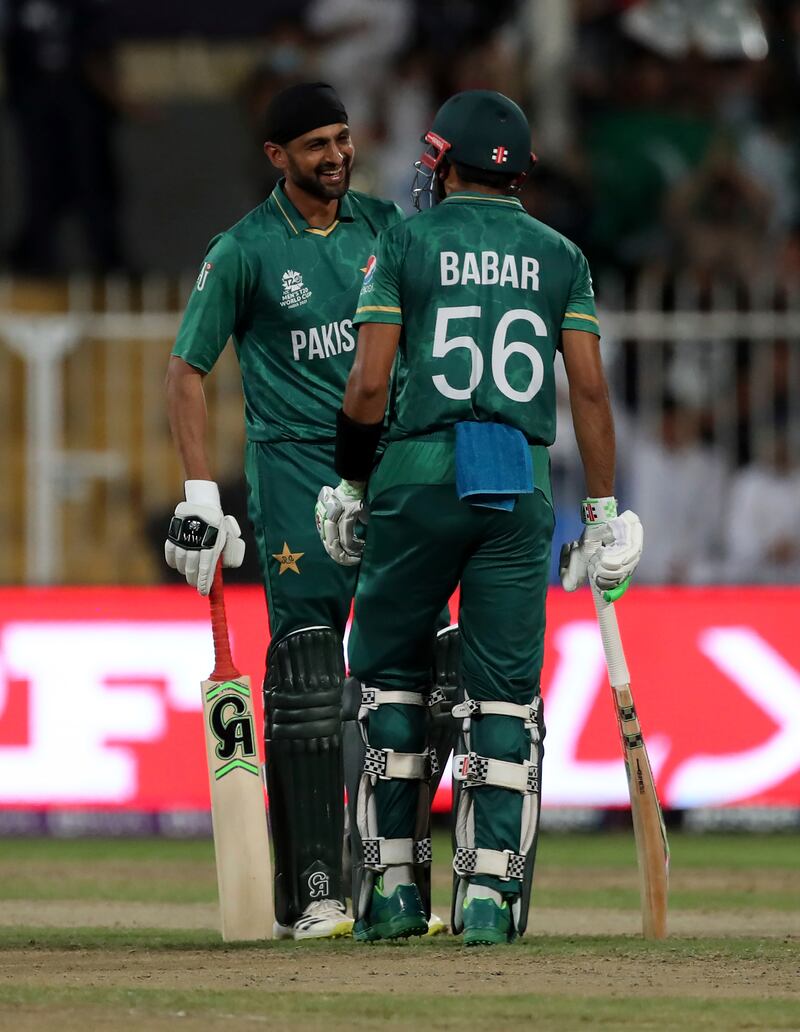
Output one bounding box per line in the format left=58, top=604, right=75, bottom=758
left=627, top=396, right=728, bottom=583
left=724, top=425, right=800, bottom=583
left=664, top=140, right=772, bottom=282
left=305, top=0, right=413, bottom=132
left=240, top=19, right=315, bottom=201
left=3, top=0, right=127, bottom=273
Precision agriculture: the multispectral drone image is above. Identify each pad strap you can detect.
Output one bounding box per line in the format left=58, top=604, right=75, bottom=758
left=452, top=698, right=539, bottom=727
left=453, top=751, right=539, bottom=794
left=363, top=836, right=433, bottom=870
left=361, top=687, right=427, bottom=709
left=427, top=687, right=447, bottom=709
left=453, top=845, right=527, bottom=881
left=364, top=746, right=439, bottom=781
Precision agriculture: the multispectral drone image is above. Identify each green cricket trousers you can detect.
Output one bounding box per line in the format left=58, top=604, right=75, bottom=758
left=245, top=439, right=358, bottom=640
left=348, top=481, right=553, bottom=894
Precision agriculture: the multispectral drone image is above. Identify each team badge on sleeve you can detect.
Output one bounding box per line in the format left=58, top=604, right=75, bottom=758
left=196, top=261, right=213, bottom=291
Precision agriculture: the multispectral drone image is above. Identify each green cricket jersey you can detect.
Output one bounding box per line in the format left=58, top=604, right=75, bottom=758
left=353, top=191, right=599, bottom=448
left=173, top=181, right=403, bottom=443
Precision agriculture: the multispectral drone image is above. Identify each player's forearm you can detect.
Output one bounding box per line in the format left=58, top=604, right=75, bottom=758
left=342, top=321, right=400, bottom=424
left=569, top=383, right=616, bottom=498
left=342, top=374, right=389, bottom=424
left=165, top=355, right=213, bottom=481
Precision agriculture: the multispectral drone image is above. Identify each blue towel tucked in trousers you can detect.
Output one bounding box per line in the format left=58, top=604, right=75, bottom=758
left=455, top=421, right=533, bottom=511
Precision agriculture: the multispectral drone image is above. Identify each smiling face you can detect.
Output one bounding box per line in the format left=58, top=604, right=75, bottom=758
left=265, top=123, right=354, bottom=201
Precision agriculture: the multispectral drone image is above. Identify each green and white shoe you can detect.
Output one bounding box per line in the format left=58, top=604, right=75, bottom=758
left=353, top=882, right=428, bottom=943
left=462, top=896, right=514, bottom=946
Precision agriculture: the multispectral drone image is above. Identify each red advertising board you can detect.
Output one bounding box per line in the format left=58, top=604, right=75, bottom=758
left=0, top=586, right=798, bottom=812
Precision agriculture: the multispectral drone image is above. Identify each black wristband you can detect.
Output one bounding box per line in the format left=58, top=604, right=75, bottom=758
left=334, top=409, right=383, bottom=481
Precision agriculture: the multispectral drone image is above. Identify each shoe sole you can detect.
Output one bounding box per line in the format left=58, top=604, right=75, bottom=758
left=463, top=930, right=509, bottom=947
left=273, top=919, right=354, bottom=941
left=354, top=916, right=428, bottom=943
left=294, top=919, right=354, bottom=941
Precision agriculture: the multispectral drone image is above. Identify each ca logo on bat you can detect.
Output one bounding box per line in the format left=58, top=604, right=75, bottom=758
left=205, top=681, right=259, bottom=779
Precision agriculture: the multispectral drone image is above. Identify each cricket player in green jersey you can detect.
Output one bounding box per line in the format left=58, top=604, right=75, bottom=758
left=164, top=82, right=406, bottom=941
left=316, top=90, right=644, bottom=944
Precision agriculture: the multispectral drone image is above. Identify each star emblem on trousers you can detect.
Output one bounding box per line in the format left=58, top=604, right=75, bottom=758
left=272, top=541, right=304, bottom=575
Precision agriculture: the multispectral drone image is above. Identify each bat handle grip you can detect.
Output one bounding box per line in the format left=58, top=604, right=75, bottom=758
left=591, top=585, right=630, bottom=687
left=209, top=565, right=241, bottom=682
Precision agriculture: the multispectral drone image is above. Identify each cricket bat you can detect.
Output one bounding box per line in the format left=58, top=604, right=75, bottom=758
left=201, top=565, right=273, bottom=941
left=592, top=586, right=669, bottom=939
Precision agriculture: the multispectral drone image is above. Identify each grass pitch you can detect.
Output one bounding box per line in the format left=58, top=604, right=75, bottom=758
left=0, top=830, right=798, bottom=1031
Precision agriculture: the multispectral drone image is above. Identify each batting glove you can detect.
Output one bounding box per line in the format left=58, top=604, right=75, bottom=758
left=589, top=509, right=644, bottom=594
left=165, top=480, right=245, bottom=596
left=559, top=498, right=643, bottom=598
left=315, top=480, right=367, bottom=566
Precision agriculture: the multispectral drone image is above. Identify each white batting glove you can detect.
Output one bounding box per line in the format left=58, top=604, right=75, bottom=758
left=314, top=480, right=367, bottom=566
left=589, top=510, right=644, bottom=593
left=164, top=480, right=245, bottom=596
left=559, top=522, right=608, bottom=592
left=559, top=498, right=643, bottom=598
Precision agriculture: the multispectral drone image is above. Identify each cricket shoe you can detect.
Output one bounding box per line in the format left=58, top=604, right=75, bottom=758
left=462, top=896, right=514, bottom=946
left=354, top=882, right=428, bottom=942
left=273, top=899, right=353, bottom=941
left=424, top=912, right=448, bottom=937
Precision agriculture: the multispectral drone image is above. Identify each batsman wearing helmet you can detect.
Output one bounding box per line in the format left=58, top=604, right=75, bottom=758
left=164, top=82, right=406, bottom=941
left=317, top=90, right=644, bottom=944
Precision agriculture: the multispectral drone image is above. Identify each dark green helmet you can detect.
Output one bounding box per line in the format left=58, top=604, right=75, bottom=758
left=432, top=90, right=532, bottom=173
left=411, top=90, right=534, bottom=209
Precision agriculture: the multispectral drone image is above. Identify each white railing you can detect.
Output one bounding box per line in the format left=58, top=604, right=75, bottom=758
left=1, top=275, right=799, bottom=584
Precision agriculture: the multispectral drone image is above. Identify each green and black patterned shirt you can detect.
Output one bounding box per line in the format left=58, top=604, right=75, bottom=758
left=173, top=181, right=403, bottom=443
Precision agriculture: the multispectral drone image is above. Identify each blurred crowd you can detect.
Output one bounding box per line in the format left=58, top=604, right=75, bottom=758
left=1, top=0, right=799, bottom=585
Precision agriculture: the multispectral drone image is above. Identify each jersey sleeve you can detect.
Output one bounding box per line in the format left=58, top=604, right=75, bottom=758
left=562, top=249, right=600, bottom=337
left=172, top=233, right=253, bottom=372
left=353, top=227, right=404, bottom=326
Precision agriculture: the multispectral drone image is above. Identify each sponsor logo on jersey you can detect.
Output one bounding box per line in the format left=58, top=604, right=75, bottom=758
left=291, top=319, right=357, bottom=361
left=280, top=269, right=312, bottom=309
left=363, top=254, right=377, bottom=286
left=492, top=146, right=508, bottom=164
left=196, top=261, right=213, bottom=291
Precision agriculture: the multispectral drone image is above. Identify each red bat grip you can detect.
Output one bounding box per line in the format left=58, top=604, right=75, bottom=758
left=208, top=565, right=241, bottom=681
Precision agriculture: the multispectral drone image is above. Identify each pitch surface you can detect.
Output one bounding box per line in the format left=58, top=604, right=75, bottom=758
left=1, top=832, right=797, bottom=1030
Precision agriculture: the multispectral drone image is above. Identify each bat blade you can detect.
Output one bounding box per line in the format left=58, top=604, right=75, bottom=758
left=612, top=682, right=669, bottom=940
left=592, top=587, right=669, bottom=940
left=201, top=673, right=273, bottom=941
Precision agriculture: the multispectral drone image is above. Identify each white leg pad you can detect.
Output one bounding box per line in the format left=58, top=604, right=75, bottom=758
left=451, top=693, right=543, bottom=934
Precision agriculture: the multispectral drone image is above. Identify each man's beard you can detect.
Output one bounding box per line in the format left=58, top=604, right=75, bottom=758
left=287, top=155, right=351, bottom=201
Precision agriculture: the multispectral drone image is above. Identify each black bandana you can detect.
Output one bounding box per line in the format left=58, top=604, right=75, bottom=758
left=264, top=82, right=348, bottom=145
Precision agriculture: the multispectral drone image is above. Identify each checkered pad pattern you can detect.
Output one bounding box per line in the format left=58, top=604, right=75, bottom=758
left=362, top=837, right=432, bottom=870
left=463, top=752, right=490, bottom=784
left=505, top=853, right=527, bottom=880
left=526, top=764, right=540, bottom=794
left=363, top=838, right=383, bottom=869
left=454, top=846, right=479, bottom=875
left=428, top=749, right=440, bottom=778
left=413, top=838, right=433, bottom=864
left=427, top=688, right=446, bottom=708
left=361, top=688, right=377, bottom=707
left=363, top=746, right=388, bottom=777
left=454, top=846, right=526, bottom=880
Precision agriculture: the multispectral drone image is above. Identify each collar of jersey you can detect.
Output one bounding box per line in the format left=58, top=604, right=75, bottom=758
left=442, top=191, right=524, bottom=210
left=269, top=180, right=355, bottom=237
